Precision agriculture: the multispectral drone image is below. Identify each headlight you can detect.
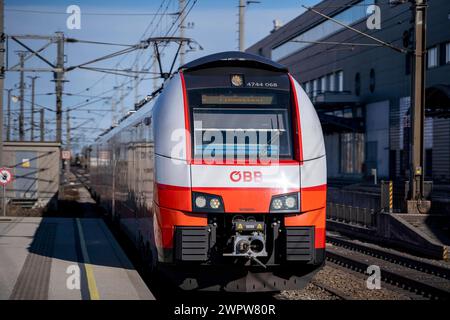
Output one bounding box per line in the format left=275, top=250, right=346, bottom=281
left=270, top=192, right=300, bottom=213
left=192, top=192, right=224, bottom=212
left=195, top=196, right=207, bottom=208
left=271, top=198, right=283, bottom=210
left=210, top=198, right=221, bottom=209
left=285, top=196, right=297, bottom=209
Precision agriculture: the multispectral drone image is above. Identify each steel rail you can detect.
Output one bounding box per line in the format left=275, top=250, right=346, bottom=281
left=326, top=249, right=450, bottom=300
left=327, top=235, right=450, bottom=279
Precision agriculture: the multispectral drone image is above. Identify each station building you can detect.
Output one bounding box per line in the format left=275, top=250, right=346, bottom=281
left=247, top=0, right=450, bottom=183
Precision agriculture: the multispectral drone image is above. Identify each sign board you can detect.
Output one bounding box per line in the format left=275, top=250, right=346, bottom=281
left=0, top=168, right=13, bottom=186
left=22, top=158, right=30, bottom=168
left=62, top=150, right=71, bottom=160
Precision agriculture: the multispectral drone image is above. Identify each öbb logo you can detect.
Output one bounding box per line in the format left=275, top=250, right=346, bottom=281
left=229, top=171, right=262, bottom=183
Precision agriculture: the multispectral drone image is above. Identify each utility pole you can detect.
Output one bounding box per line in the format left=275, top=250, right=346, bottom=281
left=238, top=0, right=245, bottom=51
left=238, top=1, right=260, bottom=51
left=407, top=0, right=430, bottom=213
left=39, top=108, right=44, bottom=141
left=28, top=75, right=38, bottom=141
left=0, top=0, right=4, bottom=165
left=66, top=108, right=70, bottom=175
left=18, top=51, right=26, bottom=141
left=179, top=0, right=186, bottom=65
left=6, top=88, right=11, bottom=141
left=66, top=109, right=70, bottom=150
left=54, top=31, right=64, bottom=143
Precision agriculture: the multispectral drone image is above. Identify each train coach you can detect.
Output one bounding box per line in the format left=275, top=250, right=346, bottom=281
left=89, top=51, right=327, bottom=292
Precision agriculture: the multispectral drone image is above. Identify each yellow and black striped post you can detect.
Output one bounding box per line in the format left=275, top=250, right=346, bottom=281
left=389, top=180, right=393, bottom=213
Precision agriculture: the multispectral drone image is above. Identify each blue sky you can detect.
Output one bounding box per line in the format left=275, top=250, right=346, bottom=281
left=4, top=0, right=319, bottom=151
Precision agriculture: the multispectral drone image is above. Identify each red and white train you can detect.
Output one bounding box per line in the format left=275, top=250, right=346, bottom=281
left=89, top=51, right=327, bottom=292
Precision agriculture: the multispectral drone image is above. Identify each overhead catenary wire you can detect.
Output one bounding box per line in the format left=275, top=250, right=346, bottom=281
left=5, top=8, right=178, bottom=16
left=103, top=0, right=197, bottom=116
left=301, top=4, right=407, bottom=53
left=66, top=97, right=113, bottom=112
left=78, top=66, right=155, bottom=78
left=61, top=1, right=175, bottom=139
left=6, top=5, right=196, bottom=145
left=65, top=38, right=135, bottom=47
left=66, top=45, right=143, bottom=71
left=127, top=0, right=198, bottom=92
left=311, top=0, right=408, bottom=9
left=287, top=7, right=411, bottom=75
left=20, top=0, right=198, bottom=145
left=113, top=0, right=177, bottom=105
left=71, top=0, right=172, bottom=96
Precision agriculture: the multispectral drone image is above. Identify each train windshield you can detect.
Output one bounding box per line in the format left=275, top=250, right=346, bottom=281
left=188, top=88, right=293, bottom=162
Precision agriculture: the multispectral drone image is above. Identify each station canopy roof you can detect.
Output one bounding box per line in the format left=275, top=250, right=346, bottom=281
left=313, top=91, right=364, bottom=134
left=314, top=91, right=360, bottom=110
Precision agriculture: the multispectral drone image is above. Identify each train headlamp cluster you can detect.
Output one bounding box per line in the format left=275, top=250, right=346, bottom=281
left=210, top=198, right=221, bottom=209
left=195, top=196, right=207, bottom=208
left=270, top=192, right=300, bottom=213
left=192, top=192, right=224, bottom=212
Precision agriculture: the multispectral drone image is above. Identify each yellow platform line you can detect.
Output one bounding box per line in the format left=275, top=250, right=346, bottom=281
left=76, top=218, right=100, bottom=300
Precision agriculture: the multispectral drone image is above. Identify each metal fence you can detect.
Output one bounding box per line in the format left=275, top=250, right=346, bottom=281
left=327, top=188, right=381, bottom=211
left=327, top=180, right=407, bottom=213
left=326, top=202, right=376, bottom=229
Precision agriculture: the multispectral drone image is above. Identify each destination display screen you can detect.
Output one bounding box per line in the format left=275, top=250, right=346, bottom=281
left=201, top=94, right=275, bottom=105
left=183, top=66, right=291, bottom=91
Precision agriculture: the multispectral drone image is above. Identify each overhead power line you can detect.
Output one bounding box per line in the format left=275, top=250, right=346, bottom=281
left=289, top=8, right=411, bottom=75
left=71, top=0, right=172, bottom=96
left=65, top=38, right=135, bottom=47
left=102, top=0, right=198, bottom=117
left=301, top=5, right=407, bottom=53
left=78, top=66, right=159, bottom=77
left=6, top=8, right=178, bottom=16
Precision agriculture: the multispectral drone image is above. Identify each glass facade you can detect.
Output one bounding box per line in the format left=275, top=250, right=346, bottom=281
left=328, top=73, right=335, bottom=91
left=340, top=132, right=365, bottom=175
left=272, top=0, right=375, bottom=61
left=337, top=70, right=344, bottom=91
left=303, top=70, right=344, bottom=98
left=446, top=43, right=450, bottom=64
left=320, top=76, right=327, bottom=93
left=305, top=81, right=311, bottom=95
left=313, top=79, right=318, bottom=97
left=427, top=46, right=438, bottom=68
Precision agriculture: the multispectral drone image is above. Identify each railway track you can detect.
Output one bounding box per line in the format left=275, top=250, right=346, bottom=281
left=326, top=235, right=450, bottom=300
left=327, top=235, right=450, bottom=279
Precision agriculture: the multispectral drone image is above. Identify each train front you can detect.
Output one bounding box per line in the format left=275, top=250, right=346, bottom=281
left=152, top=52, right=326, bottom=292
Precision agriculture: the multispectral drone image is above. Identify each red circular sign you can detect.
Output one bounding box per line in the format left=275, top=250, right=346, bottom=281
left=0, top=168, right=13, bottom=186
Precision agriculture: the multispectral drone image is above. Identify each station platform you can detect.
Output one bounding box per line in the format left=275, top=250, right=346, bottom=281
left=0, top=217, right=155, bottom=300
